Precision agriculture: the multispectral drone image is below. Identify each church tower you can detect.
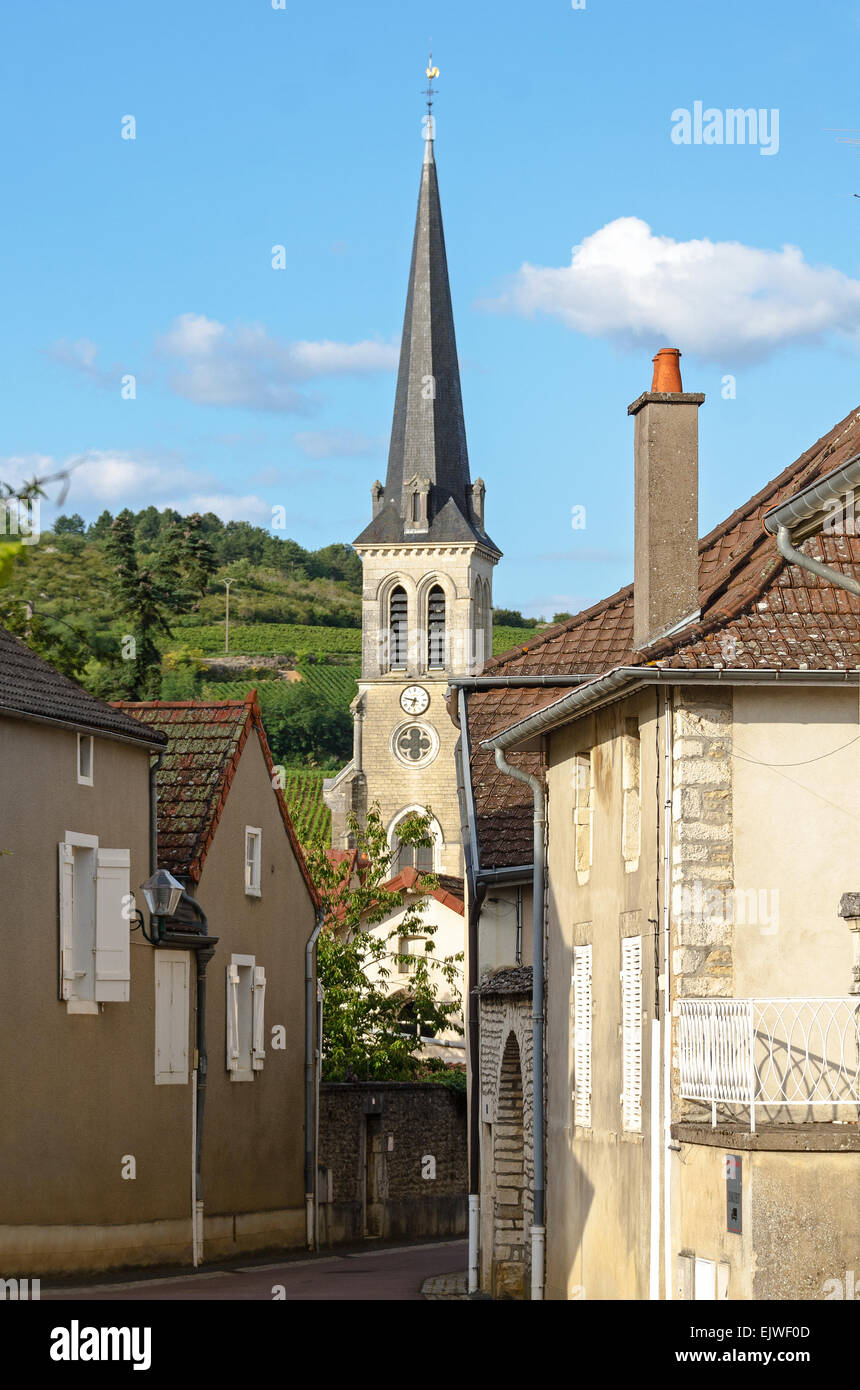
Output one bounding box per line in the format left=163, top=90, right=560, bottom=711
left=325, top=96, right=501, bottom=877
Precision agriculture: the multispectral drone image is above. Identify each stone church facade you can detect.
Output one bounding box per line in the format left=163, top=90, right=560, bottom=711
left=325, top=127, right=501, bottom=877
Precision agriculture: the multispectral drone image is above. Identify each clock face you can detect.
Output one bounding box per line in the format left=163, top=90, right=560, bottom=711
left=400, top=684, right=430, bottom=716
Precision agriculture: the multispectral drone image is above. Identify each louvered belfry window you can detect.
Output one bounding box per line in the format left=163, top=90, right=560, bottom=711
left=389, top=586, right=408, bottom=669
left=621, top=935, right=643, bottom=1132
left=427, top=585, right=446, bottom=668
left=572, top=944, right=593, bottom=1129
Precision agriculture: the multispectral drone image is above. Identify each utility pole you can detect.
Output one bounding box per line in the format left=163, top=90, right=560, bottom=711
left=223, top=579, right=236, bottom=655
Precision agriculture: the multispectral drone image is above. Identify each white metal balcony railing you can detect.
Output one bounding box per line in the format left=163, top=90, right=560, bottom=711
left=677, top=998, right=860, bottom=1132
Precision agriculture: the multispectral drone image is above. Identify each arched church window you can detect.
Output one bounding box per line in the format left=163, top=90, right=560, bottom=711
left=389, top=586, right=407, bottom=669
left=427, top=585, right=446, bottom=668
left=392, top=816, right=435, bottom=875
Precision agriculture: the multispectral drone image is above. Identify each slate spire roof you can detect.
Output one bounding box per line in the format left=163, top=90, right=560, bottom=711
left=353, top=131, right=500, bottom=553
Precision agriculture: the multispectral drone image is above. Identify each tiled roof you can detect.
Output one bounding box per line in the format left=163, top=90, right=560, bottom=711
left=113, top=693, right=319, bottom=905
left=469, top=402, right=860, bottom=868
left=476, top=965, right=533, bottom=996
left=0, top=625, right=166, bottom=747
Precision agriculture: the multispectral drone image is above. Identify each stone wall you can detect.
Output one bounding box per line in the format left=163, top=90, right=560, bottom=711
left=671, top=688, right=734, bottom=1122
left=478, top=969, right=535, bottom=1298
left=317, top=1082, right=467, bottom=1246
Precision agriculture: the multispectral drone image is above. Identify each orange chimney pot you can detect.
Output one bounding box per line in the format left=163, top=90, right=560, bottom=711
left=650, top=347, right=683, bottom=393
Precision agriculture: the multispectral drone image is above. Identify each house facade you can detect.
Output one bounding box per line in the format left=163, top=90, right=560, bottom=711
left=452, top=355, right=860, bottom=1299
left=0, top=654, right=319, bottom=1276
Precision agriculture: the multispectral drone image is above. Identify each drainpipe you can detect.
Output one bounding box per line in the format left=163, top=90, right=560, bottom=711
left=492, top=746, right=546, bottom=1301
left=662, top=689, right=674, bottom=1299
left=305, top=906, right=325, bottom=1248
left=149, top=750, right=164, bottom=874
left=455, top=688, right=485, bottom=1295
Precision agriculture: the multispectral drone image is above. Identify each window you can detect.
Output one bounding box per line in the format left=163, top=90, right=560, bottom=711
left=58, top=833, right=131, bottom=1013
left=621, top=935, right=643, bottom=1132
left=391, top=816, right=435, bottom=874
left=226, top=954, right=266, bottom=1081
left=389, top=586, right=408, bottom=669
left=572, top=944, right=592, bottom=1128
left=398, top=935, right=425, bottom=975
left=77, top=733, right=93, bottom=786
left=245, top=826, right=261, bottom=896
left=622, top=719, right=641, bottom=870
left=574, top=752, right=593, bottom=882
left=427, top=585, right=446, bottom=668
left=411, top=492, right=421, bottom=523
left=154, top=951, right=190, bottom=1084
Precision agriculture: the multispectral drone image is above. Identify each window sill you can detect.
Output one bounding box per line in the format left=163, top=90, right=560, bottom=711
left=229, top=1069, right=255, bottom=1083
left=66, top=999, right=99, bottom=1015
left=244, top=887, right=262, bottom=899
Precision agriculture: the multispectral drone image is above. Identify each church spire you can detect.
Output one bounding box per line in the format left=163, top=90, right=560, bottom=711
left=354, top=66, right=500, bottom=554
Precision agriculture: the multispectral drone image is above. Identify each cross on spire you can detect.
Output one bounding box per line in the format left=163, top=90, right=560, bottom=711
left=423, top=52, right=439, bottom=120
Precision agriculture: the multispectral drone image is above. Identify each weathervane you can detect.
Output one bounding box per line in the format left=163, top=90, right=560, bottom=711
left=423, top=51, right=439, bottom=132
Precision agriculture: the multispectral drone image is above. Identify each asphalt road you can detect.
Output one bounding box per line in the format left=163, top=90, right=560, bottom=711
left=40, top=1239, right=467, bottom=1302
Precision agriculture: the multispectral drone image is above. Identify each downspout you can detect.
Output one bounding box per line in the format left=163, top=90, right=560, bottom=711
left=456, top=687, right=484, bottom=1296
left=305, top=905, right=325, bottom=1249
left=775, top=524, right=860, bottom=598
left=493, top=745, right=546, bottom=1301
left=174, top=889, right=215, bottom=1270
left=149, top=750, right=164, bottom=874
left=662, top=689, right=674, bottom=1299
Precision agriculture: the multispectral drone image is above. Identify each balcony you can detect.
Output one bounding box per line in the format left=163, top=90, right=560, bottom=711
left=677, top=998, right=860, bottom=1132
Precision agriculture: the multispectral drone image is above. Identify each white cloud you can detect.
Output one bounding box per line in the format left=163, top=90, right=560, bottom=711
left=292, top=428, right=384, bottom=459
left=159, top=313, right=398, bottom=412
left=483, top=217, right=860, bottom=361
left=47, top=338, right=116, bottom=388
left=0, top=451, right=269, bottom=527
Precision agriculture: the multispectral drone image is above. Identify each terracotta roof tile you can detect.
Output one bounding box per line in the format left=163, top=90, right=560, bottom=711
left=469, top=403, right=860, bottom=868
left=113, top=694, right=319, bottom=906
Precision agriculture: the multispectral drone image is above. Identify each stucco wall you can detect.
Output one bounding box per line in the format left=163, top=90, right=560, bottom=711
left=542, top=690, right=659, bottom=1300
left=0, top=717, right=191, bottom=1273
left=731, top=686, right=857, bottom=998
left=196, top=728, right=315, bottom=1252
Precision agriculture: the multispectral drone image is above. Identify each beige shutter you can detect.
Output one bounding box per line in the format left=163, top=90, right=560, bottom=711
left=94, top=848, right=131, bottom=1002
left=572, top=944, right=592, bottom=1128
left=155, top=952, right=190, bottom=1084
left=621, top=935, right=643, bottom=1131
left=58, top=842, right=76, bottom=1000
left=226, top=963, right=240, bottom=1072
left=252, top=965, right=267, bottom=1069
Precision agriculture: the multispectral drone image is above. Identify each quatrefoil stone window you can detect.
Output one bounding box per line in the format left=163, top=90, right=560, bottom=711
left=391, top=720, right=439, bottom=769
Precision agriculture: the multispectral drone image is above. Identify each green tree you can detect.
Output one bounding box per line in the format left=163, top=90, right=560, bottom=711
left=305, top=806, right=463, bottom=1081
left=105, top=510, right=174, bottom=698
left=53, top=512, right=86, bottom=535
left=493, top=607, right=537, bottom=628
left=263, top=683, right=352, bottom=767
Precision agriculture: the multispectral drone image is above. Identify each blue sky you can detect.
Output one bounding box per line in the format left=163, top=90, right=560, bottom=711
left=4, top=0, right=860, bottom=616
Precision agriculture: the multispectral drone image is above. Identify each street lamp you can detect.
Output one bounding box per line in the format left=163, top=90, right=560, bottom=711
left=138, top=869, right=184, bottom=943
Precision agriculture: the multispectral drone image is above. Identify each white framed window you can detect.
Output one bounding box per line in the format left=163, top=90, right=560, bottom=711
left=244, top=826, right=262, bottom=897
left=571, top=944, right=592, bottom=1128
left=574, top=752, right=593, bottom=883
left=77, top=733, right=93, bottom=786
left=621, top=719, right=641, bottom=870
left=397, top=936, right=425, bottom=975
left=621, top=935, right=643, bottom=1132
left=58, top=832, right=131, bottom=1013
left=226, top=954, right=266, bottom=1081
left=154, top=951, right=190, bottom=1084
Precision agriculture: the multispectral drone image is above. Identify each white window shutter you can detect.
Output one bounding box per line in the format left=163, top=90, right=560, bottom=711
left=155, top=953, right=190, bottom=1084
left=252, top=965, right=267, bottom=1069
left=572, top=944, right=592, bottom=1128
left=58, top=842, right=76, bottom=1000
left=94, top=848, right=131, bottom=1002
left=226, top=963, right=240, bottom=1072
left=621, top=935, right=643, bottom=1131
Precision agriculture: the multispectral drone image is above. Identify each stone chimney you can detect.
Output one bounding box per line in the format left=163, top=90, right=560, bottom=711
left=628, top=349, right=704, bottom=650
